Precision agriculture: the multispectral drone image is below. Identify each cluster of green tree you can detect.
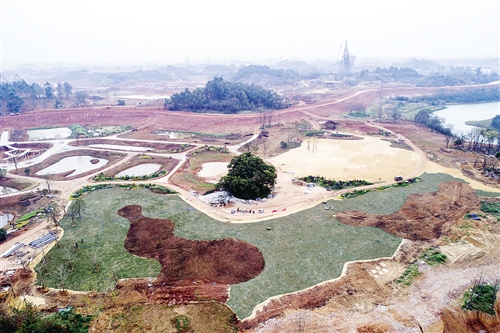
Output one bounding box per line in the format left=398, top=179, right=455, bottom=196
left=413, top=71, right=500, bottom=87
left=0, top=303, right=93, bottom=333
left=346, top=66, right=498, bottom=87
left=166, top=77, right=288, bottom=113
left=489, top=115, right=500, bottom=132
left=361, top=66, right=419, bottom=79
left=397, top=88, right=500, bottom=106
left=462, top=279, right=499, bottom=315
left=233, top=65, right=299, bottom=84
left=340, top=66, right=419, bottom=83
left=0, top=80, right=73, bottom=114
left=299, top=176, right=372, bottom=190
left=413, top=109, right=454, bottom=144
left=216, top=152, right=277, bottom=199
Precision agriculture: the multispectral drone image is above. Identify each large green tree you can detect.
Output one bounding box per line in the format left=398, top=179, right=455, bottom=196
left=216, top=152, right=277, bottom=200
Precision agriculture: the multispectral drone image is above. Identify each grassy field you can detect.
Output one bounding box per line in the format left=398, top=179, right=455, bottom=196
left=38, top=172, right=466, bottom=319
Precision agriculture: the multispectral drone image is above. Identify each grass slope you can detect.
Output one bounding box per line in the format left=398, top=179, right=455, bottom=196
left=37, top=172, right=462, bottom=319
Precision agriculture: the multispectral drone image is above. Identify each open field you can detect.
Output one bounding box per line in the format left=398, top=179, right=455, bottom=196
left=271, top=136, right=420, bottom=183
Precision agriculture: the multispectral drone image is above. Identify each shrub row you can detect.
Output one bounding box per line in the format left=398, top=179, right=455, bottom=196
left=71, top=183, right=176, bottom=199
left=299, top=176, right=372, bottom=190
left=92, top=170, right=167, bottom=182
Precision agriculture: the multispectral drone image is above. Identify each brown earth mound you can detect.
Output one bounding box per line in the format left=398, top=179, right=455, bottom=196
left=118, top=205, right=265, bottom=285
left=337, top=182, right=480, bottom=240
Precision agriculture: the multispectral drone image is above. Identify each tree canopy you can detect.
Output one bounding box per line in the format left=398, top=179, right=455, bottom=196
left=167, top=77, right=288, bottom=113
left=491, top=115, right=500, bottom=132
left=216, top=152, right=277, bottom=200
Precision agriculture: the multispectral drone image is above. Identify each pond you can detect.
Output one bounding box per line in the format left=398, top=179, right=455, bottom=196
left=0, top=213, right=14, bottom=228
left=0, top=186, right=19, bottom=195
left=89, top=144, right=149, bottom=152
left=115, top=164, right=162, bottom=177
left=36, top=156, right=109, bottom=177
left=27, top=127, right=72, bottom=141
left=198, top=162, right=229, bottom=178
left=434, top=101, right=500, bottom=136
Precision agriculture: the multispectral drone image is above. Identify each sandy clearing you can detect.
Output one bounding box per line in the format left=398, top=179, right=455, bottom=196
left=271, top=137, right=421, bottom=183
left=197, top=162, right=229, bottom=183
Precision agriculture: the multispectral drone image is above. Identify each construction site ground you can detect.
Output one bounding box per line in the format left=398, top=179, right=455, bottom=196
left=1, top=83, right=500, bottom=332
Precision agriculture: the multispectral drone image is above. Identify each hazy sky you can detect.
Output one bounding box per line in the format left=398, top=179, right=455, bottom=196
left=1, top=0, right=499, bottom=67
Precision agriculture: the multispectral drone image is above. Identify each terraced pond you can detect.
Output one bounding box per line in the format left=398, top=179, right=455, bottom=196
left=36, top=156, right=109, bottom=177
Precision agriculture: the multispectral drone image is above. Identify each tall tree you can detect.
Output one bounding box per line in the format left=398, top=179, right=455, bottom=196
left=6, top=91, right=24, bottom=113
left=63, top=82, right=73, bottom=98
left=46, top=200, right=62, bottom=227
left=56, top=82, right=64, bottom=99
left=42, top=172, right=54, bottom=193
left=68, top=198, right=86, bottom=226
left=44, top=82, right=53, bottom=99
left=216, top=152, right=277, bottom=199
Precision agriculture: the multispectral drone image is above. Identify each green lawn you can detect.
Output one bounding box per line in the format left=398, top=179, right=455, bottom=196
left=38, top=172, right=466, bottom=319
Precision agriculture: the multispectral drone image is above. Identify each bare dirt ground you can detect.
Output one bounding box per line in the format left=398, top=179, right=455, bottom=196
left=337, top=182, right=480, bottom=240
left=1, top=85, right=493, bottom=135
left=118, top=204, right=264, bottom=285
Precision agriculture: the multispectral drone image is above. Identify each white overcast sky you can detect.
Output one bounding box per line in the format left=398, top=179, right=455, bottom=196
left=1, top=0, right=499, bottom=67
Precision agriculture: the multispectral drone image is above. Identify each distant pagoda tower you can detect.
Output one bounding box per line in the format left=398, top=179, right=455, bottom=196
left=338, top=41, right=356, bottom=76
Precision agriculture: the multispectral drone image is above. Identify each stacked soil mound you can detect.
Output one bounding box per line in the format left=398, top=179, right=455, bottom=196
left=337, top=182, right=480, bottom=240
left=118, top=205, right=265, bottom=285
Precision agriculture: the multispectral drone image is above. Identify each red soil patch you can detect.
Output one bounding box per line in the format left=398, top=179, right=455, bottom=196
left=2, top=85, right=492, bottom=135
left=118, top=205, right=265, bottom=285
left=337, top=182, right=480, bottom=240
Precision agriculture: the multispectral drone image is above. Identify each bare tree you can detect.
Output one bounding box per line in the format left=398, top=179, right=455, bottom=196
left=68, top=198, right=86, bottom=226
left=110, top=262, right=122, bottom=282
left=63, top=246, right=76, bottom=271
left=46, top=200, right=63, bottom=227
left=88, top=247, right=101, bottom=273
left=468, top=128, right=482, bottom=151
left=267, top=110, right=273, bottom=127
left=54, top=264, right=68, bottom=291
left=42, top=172, right=54, bottom=194
left=12, top=156, right=19, bottom=172
left=258, top=110, right=267, bottom=129
left=390, top=107, right=403, bottom=122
